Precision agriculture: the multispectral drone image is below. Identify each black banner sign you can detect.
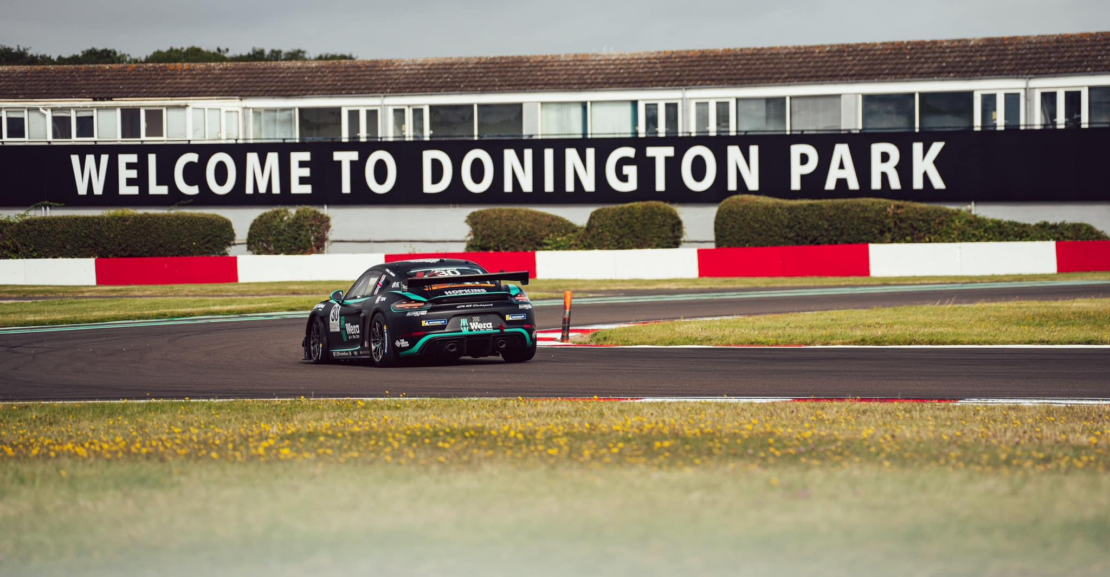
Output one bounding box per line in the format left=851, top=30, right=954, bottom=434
left=0, top=129, right=1106, bottom=207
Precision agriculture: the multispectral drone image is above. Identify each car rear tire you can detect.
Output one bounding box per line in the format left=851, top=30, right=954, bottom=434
left=501, top=340, right=537, bottom=363
left=369, top=312, right=400, bottom=368
left=309, top=318, right=332, bottom=364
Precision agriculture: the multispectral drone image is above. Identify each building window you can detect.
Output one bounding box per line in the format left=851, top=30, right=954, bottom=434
left=298, top=108, right=342, bottom=140
left=919, top=92, right=972, bottom=131
left=977, top=92, right=1022, bottom=130
left=97, top=109, right=117, bottom=139
left=167, top=108, right=187, bottom=139
left=225, top=110, right=239, bottom=140
left=1039, top=89, right=1084, bottom=129
left=251, top=109, right=295, bottom=140
left=121, top=109, right=141, bottom=139
left=388, top=106, right=427, bottom=140
left=120, top=108, right=165, bottom=139
left=540, top=102, right=586, bottom=138
left=790, top=96, right=841, bottom=133
left=207, top=109, right=221, bottom=139
left=1091, top=87, right=1110, bottom=128
left=27, top=109, right=47, bottom=140
left=343, top=107, right=380, bottom=141
left=144, top=109, right=164, bottom=138
left=862, top=94, right=914, bottom=132
left=3, top=109, right=27, bottom=140
left=429, top=105, right=474, bottom=140
left=75, top=109, right=95, bottom=139
left=691, top=100, right=732, bottom=136
left=51, top=109, right=73, bottom=140
left=591, top=101, right=635, bottom=138
left=51, top=108, right=96, bottom=140
left=736, top=98, right=786, bottom=134
left=477, top=104, right=523, bottom=139
left=641, top=101, right=679, bottom=137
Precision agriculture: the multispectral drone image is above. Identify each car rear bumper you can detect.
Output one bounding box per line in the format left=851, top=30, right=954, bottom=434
left=398, top=328, right=533, bottom=358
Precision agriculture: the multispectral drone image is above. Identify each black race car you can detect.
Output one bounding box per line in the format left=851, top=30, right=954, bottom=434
left=302, top=259, right=536, bottom=366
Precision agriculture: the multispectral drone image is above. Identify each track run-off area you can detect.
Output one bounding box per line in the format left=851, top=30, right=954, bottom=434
left=1, top=280, right=1108, bottom=402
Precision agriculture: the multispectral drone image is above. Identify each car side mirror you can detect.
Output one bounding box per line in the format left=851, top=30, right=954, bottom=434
left=330, top=290, right=345, bottom=302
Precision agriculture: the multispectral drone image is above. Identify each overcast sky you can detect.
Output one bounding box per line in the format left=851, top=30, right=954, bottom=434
left=3, top=0, right=1108, bottom=60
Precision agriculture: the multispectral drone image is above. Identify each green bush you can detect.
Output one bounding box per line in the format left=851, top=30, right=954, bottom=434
left=0, top=211, right=235, bottom=259
left=465, top=208, right=581, bottom=252
left=714, top=195, right=1108, bottom=247
left=577, top=202, right=684, bottom=250
left=247, top=207, right=331, bottom=255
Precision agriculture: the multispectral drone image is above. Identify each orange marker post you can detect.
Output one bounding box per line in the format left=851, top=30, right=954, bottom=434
left=560, top=290, right=573, bottom=343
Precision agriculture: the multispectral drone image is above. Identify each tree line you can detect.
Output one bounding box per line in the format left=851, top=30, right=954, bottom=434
left=0, top=45, right=356, bottom=66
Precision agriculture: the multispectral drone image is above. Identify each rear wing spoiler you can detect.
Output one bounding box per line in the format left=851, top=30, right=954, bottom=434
left=405, top=271, right=530, bottom=289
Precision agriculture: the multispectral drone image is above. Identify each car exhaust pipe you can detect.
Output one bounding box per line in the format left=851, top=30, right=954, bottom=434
left=495, top=338, right=508, bottom=351
left=445, top=342, right=459, bottom=354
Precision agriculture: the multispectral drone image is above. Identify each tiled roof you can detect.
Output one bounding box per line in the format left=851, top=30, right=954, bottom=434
left=1, top=32, right=1109, bottom=100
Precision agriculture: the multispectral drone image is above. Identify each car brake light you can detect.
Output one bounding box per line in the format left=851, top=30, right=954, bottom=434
left=512, top=291, right=530, bottom=303
left=393, top=300, right=431, bottom=310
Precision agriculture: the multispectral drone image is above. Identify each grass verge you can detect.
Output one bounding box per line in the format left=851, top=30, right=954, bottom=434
left=587, top=298, right=1110, bottom=346
left=1, top=399, right=1108, bottom=576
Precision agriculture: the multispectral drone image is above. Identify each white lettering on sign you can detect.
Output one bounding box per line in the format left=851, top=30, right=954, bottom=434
left=645, top=146, right=674, bottom=192
left=118, top=154, right=139, bottom=195
left=726, top=145, right=759, bottom=192
left=605, top=147, right=637, bottom=193
left=543, top=148, right=554, bottom=193
left=565, top=148, right=595, bottom=192
left=913, top=142, right=946, bottom=190
left=332, top=151, right=358, bottom=194
left=148, top=154, right=168, bottom=195
left=423, top=150, right=451, bottom=193
left=790, top=144, right=818, bottom=191
left=681, top=145, right=717, bottom=193
left=462, top=149, right=494, bottom=193
left=175, top=153, right=199, bottom=195
left=290, top=151, right=312, bottom=194
left=206, top=152, right=236, bottom=195
left=871, top=143, right=901, bottom=190
left=70, top=154, right=108, bottom=196
left=824, top=144, right=860, bottom=191
left=504, top=149, right=532, bottom=193
left=60, top=143, right=947, bottom=199
left=365, top=150, right=396, bottom=194
left=247, top=152, right=281, bottom=194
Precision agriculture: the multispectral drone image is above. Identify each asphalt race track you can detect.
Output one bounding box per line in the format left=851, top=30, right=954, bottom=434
left=1, top=281, right=1109, bottom=401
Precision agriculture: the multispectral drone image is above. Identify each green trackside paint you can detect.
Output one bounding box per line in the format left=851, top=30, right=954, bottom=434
left=399, top=328, right=532, bottom=357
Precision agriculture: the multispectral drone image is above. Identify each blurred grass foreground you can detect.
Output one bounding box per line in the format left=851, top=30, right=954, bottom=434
left=1, top=399, right=1108, bottom=576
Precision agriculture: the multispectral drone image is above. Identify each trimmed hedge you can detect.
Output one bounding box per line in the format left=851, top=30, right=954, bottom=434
left=714, top=195, right=1108, bottom=248
left=247, top=207, right=332, bottom=255
left=465, top=208, right=581, bottom=252
left=0, top=210, right=235, bottom=259
left=577, top=202, right=684, bottom=250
